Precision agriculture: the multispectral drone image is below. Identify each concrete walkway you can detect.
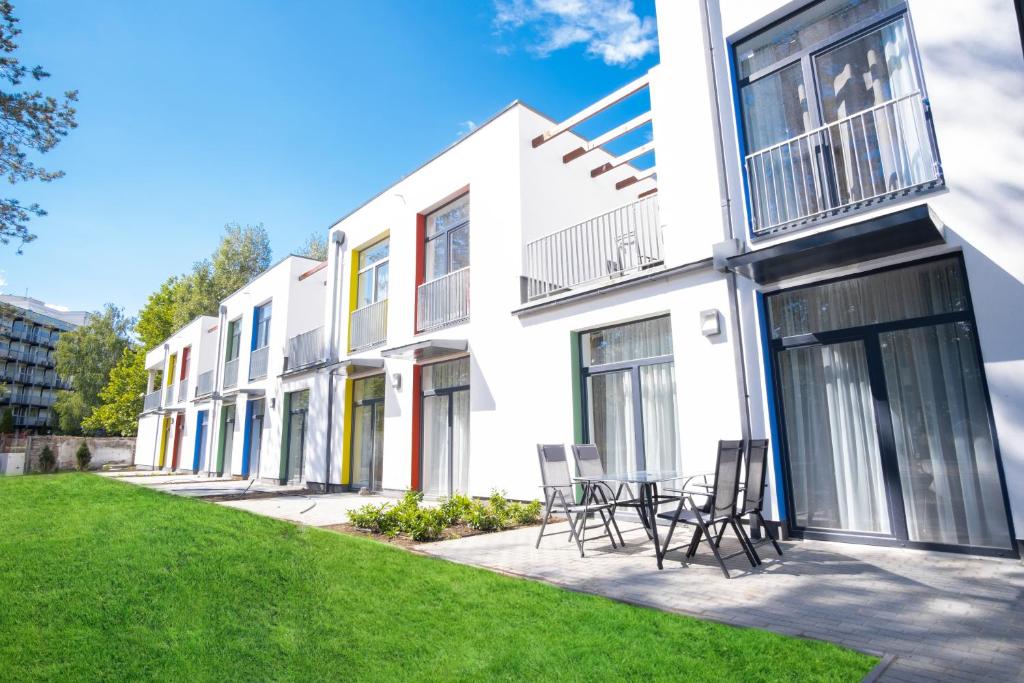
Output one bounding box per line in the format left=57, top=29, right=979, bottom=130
left=420, top=521, right=1024, bottom=682
left=219, top=492, right=398, bottom=526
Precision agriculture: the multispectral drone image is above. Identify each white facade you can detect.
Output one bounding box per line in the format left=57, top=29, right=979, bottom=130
left=136, top=0, right=1023, bottom=556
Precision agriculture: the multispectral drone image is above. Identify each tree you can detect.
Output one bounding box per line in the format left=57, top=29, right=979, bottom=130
left=296, top=232, right=327, bottom=261
left=75, top=441, right=91, bottom=470
left=53, top=304, right=132, bottom=434
left=0, top=1, right=78, bottom=251
left=80, top=346, right=144, bottom=436
left=0, top=406, right=12, bottom=433
left=210, top=223, right=272, bottom=301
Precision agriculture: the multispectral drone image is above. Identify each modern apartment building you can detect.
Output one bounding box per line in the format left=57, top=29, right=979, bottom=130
left=136, top=0, right=1024, bottom=558
left=0, top=295, right=88, bottom=433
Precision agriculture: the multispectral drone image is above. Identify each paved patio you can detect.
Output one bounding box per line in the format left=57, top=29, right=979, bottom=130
left=420, top=520, right=1024, bottom=682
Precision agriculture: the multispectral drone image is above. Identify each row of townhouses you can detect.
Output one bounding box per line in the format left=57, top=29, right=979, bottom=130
left=136, top=0, right=1024, bottom=558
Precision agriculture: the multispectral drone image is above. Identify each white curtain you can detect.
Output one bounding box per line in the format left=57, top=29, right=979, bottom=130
left=587, top=371, right=635, bottom=474
left=779, top=342, right=889, bottom=533
left=882, top=323, right=1011, bottom=548
left=352, top=404, right=374, bottom=489
left=452, top=390, right=470, bottom=494
left=421, top=395, right=449, bottom=498
left=640, top=362, right=681, bottom=473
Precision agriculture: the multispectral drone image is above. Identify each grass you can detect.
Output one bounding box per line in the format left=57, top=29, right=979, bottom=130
left=0, top=474, right=877, bottom=682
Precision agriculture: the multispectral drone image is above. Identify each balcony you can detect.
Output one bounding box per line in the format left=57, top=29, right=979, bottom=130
left=164, top=385, right=175, bottom=405
left=143, top=389, right=162, bottom=412
left=285, top=327, right=324, bottom=371
left=349, top=301, right=387, bottom=352
left=248, top=346, right=269, bottom=381
left=523, top=196, right=662, bottom=302
left=195, top=370, right=214, bottom=397
left=178, top=377, right=189, bottom=403
left=416, top=267, right=469, bottom=333
left=223, top=358, right=239, bottom=389
left=745, top=93, right=942, bottom=236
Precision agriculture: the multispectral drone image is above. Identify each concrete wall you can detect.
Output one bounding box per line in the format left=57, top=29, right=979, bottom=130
left=26, top=435, right=136, bottom=473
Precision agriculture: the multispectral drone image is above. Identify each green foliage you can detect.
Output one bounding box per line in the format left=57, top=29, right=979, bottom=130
left=0, top=407, right=13, bottom=434
left=53, top=304, right=133, bottom=434
left=0, top=474, right=878, bottom=681
left=296, top=232, right=328, bottom=261
left=37, top=445, right=55, bottom=473
left=0, top=1, right=79, bottom=250
left=74, top=442, right=90, bottom=471
left=81, top=347, right=144, bottom=436
left=348, top=489, right=543, bottom=541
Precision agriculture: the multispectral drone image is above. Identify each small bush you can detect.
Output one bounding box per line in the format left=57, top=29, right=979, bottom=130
left=38, top=446, right=57, bottom=473
left=508, top=500, right=543, bottom=525
left=75, top=442, right=91, bottom=471
left=465, top=499, right=504, bottom=531
left=437, top=493, right=472, bottom=526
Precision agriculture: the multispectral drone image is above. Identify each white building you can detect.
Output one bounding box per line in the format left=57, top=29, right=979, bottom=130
left=136, top=0, right=1023, bottom=558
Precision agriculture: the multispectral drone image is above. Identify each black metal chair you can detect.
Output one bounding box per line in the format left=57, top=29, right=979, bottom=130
left=535, top=444, right=618, bottom=557
left=569, top=444, right=626, bottom=546
left=733, top=438, right=782, bottom=562
left=657, top=440, right=757, bottom=578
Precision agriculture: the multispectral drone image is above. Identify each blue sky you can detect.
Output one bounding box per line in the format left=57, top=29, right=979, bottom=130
left=1, top=0, right=658, bottom=316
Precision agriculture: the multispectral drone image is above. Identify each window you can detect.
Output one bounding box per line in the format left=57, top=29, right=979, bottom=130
left=424, top=195, right=469, bottom=281
left=420, top=357, right=470, bottom=498
left=735, top=1, right=938, bottom=234
left=356, top=238, right=389, bottom=308
left=580, top=317, right=680, bottom=475
left=283, top=390, right=309, bottom=484
left=351, top=375, right=386, bottom=491
left=225, top=318, right=241, bottom=361
left=253, top=302, right=272, bottom=350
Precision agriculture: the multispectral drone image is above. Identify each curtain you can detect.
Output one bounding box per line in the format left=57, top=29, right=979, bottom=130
left=587, top=371, right=636, bottom=474
left=881, top=323, right=1011, bottom=548
left=768, top=257, right=966, bottom=339
left=451, top=389, right=470, bottom=494
left=287, top=412, right=305, bottom=483
left=371, top=404, right=384, bottom=491
left=582, top=316, right=671, bottom=366
left=222, top=408, right=235, bottom=475
left=421, top=395, right=449, bottom=497
left=779, top=342, right=889, bottom=533
left=640, top=362, right=681, bottom=473
left=352, top=404, right=374, bottom=489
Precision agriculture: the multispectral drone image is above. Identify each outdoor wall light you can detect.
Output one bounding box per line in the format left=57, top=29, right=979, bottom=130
left=270, top=397, right=276, bottom=409
left=391, top=373, right=402, bottom=391
left=700, top=309, right=722, bottom=337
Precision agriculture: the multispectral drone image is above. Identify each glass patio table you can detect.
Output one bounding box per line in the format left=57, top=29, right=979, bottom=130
left=574, top=470, right=685, bottom=570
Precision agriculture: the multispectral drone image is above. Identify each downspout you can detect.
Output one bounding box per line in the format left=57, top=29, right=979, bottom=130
left=323, top=230, right=347, bottom=491
left=208, top=304, right=227, bottom=476
left=700, top=0, right=752, bottom=442
left=153, top=342, right=169, bottom=469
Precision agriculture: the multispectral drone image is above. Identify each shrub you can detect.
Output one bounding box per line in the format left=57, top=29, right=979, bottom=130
left=38, top=445, right=56, bottom=473
left=508, top=500, right=543, bottom=525
left=437, top=493, right=472, bottom=526
left=75, top=442, right=91, bottom=471
left=0, top=408, right=13, bottom=434
left=465, top=499, right=504, bottom=531
left=348, top=503, right=387, bottom=531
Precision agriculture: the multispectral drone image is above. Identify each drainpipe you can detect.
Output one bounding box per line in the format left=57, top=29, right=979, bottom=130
left=700, top=0, right=752, bottom=442
left=323, top=230, right=347, bottom=492
left=208, top=304, right=227, bottom=477
left=152, top=342, right=169, bottom=469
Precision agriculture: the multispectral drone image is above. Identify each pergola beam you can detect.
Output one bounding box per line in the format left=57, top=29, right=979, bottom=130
left=562, top=111, right=653, bottom=163
left=531, top=73, right=650, bottom=148
left=616, top=165, right=658, bottom=190
left=592, top=142, right=655, bottom=178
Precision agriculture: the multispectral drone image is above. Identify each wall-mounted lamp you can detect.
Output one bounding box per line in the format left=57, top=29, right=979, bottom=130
left=270, top=397, right=276, bottom=409
left=391, top=372, right=402, bottom=391
left=700, top=309, right=722, bottom=337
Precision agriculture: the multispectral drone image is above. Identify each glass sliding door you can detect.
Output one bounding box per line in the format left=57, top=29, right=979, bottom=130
left=246, top=399, right=265, bottom=479
left=769, top=257, right=1014, bottom=554
left=194, top=410, right=209, bottom=473
left=218, top=404, right=236, bottom=476
left=284, top=390, right=309, bottom=485
left=420, top=357, right=469, bottom=498
left=581, top=316, right=680, bottom=473
left=351, top=375, right=385, bottom=491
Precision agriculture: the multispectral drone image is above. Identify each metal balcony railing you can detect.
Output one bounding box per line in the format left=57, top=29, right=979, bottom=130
left=285, top=327, right=324, bottom=371
left=223, top=358, right=239, bottom=389
left=178, top=377, right=189, bottom=403
left=349, top=301, right=387, bottom=351
left=143, top=389, right=162, bottom=412
left=248, top=346, right=269, bottom=381
left=164, top=385, right=175, bottom=405
left=523, top=196, right=662, bottom=302
left=745, top=92, right=942, bottom=235
left=196, top=370, right=214, bottom=397
left=416, top=267, right=469, bottom=332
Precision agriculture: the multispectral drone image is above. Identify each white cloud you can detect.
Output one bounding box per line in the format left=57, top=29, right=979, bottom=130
left=456, top=120, right=478, bottom=138
left=494, top=0, right=657, bottom=66
left=0, top=271, right=6, bottom=292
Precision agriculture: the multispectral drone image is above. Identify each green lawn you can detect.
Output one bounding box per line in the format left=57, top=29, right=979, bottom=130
left=0, top=474, right=876, bottom=682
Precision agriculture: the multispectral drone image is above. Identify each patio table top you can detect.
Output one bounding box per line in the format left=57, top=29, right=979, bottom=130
left=573, top=470, right=685, bottom=484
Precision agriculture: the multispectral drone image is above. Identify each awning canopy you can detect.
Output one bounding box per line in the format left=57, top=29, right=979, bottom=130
left=335, top=358, right=385, bottom=374
left=380, top=339, right=467, bottom=362
left=726, top=205, right=945, bottom=285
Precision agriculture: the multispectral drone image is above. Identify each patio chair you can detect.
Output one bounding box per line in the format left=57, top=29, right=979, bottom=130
left=733, top=439, right=782, bottom=562
left=657, top=440, right=757, bottom=578
left=569, top=444, right=626, bottom=546
left=536, top=444, right=619, bottom=557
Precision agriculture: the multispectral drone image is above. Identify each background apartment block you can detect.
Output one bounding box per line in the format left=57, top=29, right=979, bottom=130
left=0, top=295, right=88, bottom=433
